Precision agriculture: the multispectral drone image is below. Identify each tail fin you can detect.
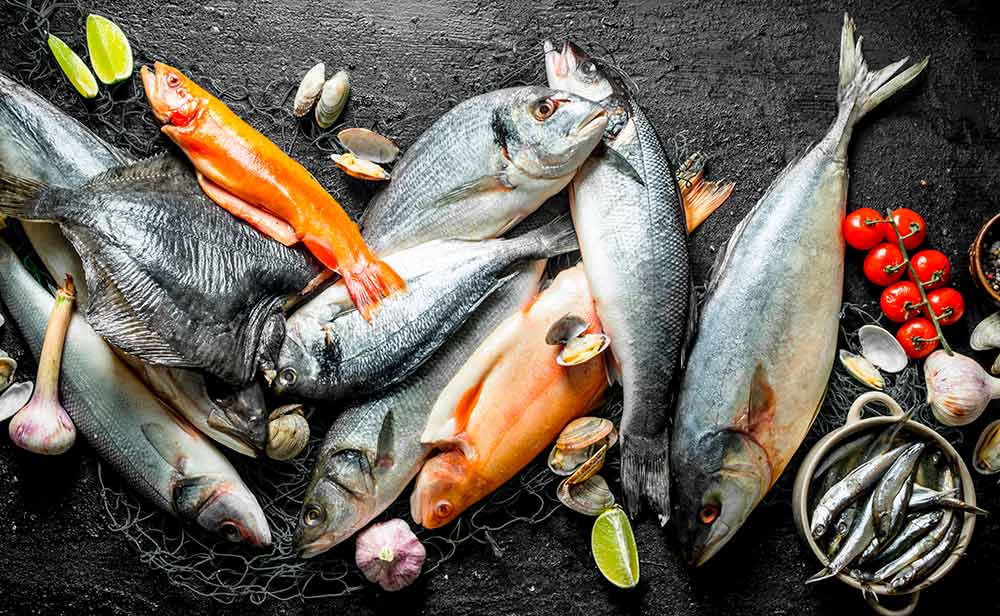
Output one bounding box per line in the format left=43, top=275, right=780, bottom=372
left=341, top=258, right=407, bottom=321
left=838, top=14, right=929, bottom=128
left=0, top=168, right=46, bottom=220
left=805, top=568, right=836, bottom=585
left=512, top=213, right=579, bottom=259
left=620, top=433, right=670, bottom=524
left=683, top=179, right=733, bottom=233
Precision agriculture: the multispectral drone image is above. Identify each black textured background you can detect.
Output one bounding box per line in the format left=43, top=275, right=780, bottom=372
left=1, top=1, right=999, bottom=614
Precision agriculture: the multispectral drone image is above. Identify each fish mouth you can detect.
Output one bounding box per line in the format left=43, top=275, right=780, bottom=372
left=543, top=40, right=581, bottom=80
left=139, top=65, right=168, bottom=124
left=573, top=107, right=608, bottom=138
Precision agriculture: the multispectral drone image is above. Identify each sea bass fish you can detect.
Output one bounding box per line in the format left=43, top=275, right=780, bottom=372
left=0, top=237, right=271, bottom=545
left=413, top=264, right=608, bottom=528
left=141, top=62, right=403, bottom=319
left=293, top=261, right=545, bottom=557
left=360, top=87, right=607, bottom=255
left=545, top=41, right=691, bottom=520
left=272, top=214, right=578, bottom=400
left=0, top=153, right=324, bottom=385
left=671, top=15, right=928, bottom=565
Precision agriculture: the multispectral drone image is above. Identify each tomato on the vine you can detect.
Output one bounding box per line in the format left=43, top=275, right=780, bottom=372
left=863, top=243, right=906, bottom=286
left=880, top=281, right=923, bottom=322
left=908, top=249, right=951, bottom=290
left=885, top=208, right=926, bottom=250
left=843, top=208, right=888, bottom=250
left=896, top=318, right=939, bottom=359
left=924, top=287, right=965, bottom=326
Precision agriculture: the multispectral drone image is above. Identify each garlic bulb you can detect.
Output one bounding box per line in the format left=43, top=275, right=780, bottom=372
left=355, top=518, right=426, bottom=591
left=924, top=350, right=1000, bottom=426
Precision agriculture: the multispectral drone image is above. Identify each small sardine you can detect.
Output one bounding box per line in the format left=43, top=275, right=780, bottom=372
left=887, top=516, right=961, bottom=590
left=807, top=491, right=878, bottom=583
left=874, top=505, right=955, bottom=582
left=872, top=443, right=925, bottom=539
left=858, top=510, right=943, bottom=567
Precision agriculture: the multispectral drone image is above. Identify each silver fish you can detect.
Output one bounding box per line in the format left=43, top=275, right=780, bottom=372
left=0, top=238, right=270, bottom=545
left=545, top=40, right=691, bottom=520
left=887, top=516, right=961, bottom=591
left=293, top=261, right=545, bottom=557
left=807, top=490, right=878, bottom=584
left=858, top=510, right=943, bottom=567
left=360, top=86, right=607, bottom=255
left=670, top=15, right=927, bottom=565
left=875, top=509, right=956, bottom=584
left=272, top=215, right=577, bottom=400
left=872, top=443, right=925, bottom=539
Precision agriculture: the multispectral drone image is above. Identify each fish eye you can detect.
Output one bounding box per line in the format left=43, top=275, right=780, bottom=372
left=303, top=505, right=324, bottom=526
left=699, top=504, right=720, bottom=525
left=220, top=521, right=242, bottom=542
left=580, top=61, right=597, bottom=76
left=166, top=73, right=181, bottom=87
left=278, top=367, right=297, bottom=386
left=435, top=500, right=453, bottom=519
left=532, top=97, right=559, bottom=121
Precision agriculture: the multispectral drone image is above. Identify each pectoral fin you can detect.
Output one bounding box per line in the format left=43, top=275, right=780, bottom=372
left=432, top=174, right=513, bottom=210
left=594, top=142, right=645, bottom=187
left=735, top=363, right=776, bottom=437
left=142, top=422, right=190, bottom=474
left=375, top=410, right=396, bottom=469
left=196, top=173, right=299, bottom=247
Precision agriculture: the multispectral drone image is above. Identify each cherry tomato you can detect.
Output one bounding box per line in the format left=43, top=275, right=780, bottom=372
left=908, top=249, right=951, bottom=290
left=842, top=208, right=888, bottom=250
left=863, top=243, right=906, bottom=286
left=896, top=318, right=939, bottom=359
left=884, top=208, right=926, bottom=251
left=924, top=287, right=965, bottom=326
left=880, top=281, right=923, bottom=322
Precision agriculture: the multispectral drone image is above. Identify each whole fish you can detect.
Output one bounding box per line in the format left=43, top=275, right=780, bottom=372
left=141, top=62, right=403, bottom=320
left=872, top=443, right=925, bottom=539
left=857, top=510, right=943, bottom=567
left=293, top=261, right=545, bottom=557
left=807, top=491, right=878, bottom=583
left=360, top=87, right=607, bottom=255
left=671, top=15, right=928, bottom=565
left=545, top=40, right=692, bottom=520
left=412, top=264, right=608, bottom=528
left=0, top=238, right=270, bottom=545
left=873, top=507, right=954, bottom=582
left=0, top=153, right=324, bottom=385
left=887, top=517, right=961, bottom=591
left=271, top=215, right=578, bottom=400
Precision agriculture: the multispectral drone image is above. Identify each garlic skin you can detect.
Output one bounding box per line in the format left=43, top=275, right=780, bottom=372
left=355, top=518, right=426, bottom=591
left=924, top=350, right=1000, bottom=426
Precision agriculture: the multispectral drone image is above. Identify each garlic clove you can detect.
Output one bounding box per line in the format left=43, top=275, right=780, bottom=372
left=924, top=350, right=1000, bottom=427
left=971, top=312, right=1000, bottom=351
left=355, top=518, right=426, bottom=591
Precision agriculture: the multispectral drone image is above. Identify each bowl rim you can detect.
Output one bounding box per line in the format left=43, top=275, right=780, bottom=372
left=970, top=211, right=1000, bottom=304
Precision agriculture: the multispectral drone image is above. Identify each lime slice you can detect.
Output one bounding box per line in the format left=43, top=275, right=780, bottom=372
left=591, top=506, right=639, bottom=588
left=47, top=34, right=99, bottom=99
left=86, top=14, right=133, bottom=85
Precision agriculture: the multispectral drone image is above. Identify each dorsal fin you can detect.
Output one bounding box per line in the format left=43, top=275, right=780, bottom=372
left=83, top=151, right=193, bottom=192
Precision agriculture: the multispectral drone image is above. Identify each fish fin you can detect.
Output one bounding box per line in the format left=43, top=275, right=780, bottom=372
left=375, top=410, right=396, bottom=469
left=314, top=250, right=406, bottom=321
left=675, top=152, right=706, bottom=198
left=683, top=178, right=734, bottom=233
left=83, top=152, right=186, bottom=191
left=196, top=173, right=299, bottom=246
left=298, top=270, right=335, bottom=297
left=620, top=433, right=671, bottom=523
left=739, top=362, right=776, bottom=435
left=508, top=213, right=579, bottom=259
left=805, top=568, right=836, bottom=585
left=142, top=421, right=190, bottom=474
left=171, top=475, right=218, bottom=520
left=594, top=142, right=645, bottom=187
left=431, top=174, right=514, bottom=210
left=0, top=168, right=47, bottom=220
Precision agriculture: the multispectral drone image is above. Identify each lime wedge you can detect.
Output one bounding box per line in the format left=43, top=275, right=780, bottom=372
left=591, top=506, right=640, bottom=589
left=86, top=14, right=133, bottom=85
left=47, top=34, right=99, bottom=99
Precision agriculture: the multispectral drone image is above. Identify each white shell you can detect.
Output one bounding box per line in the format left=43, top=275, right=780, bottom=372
left=557, top=333, right=610, bottom=367
left=973, top=419, right=1000, bottom=475
left=293, top=62, right=325, bottom=117
left=331, top=153, right=390, bottom=181
left=0, top=380, right=33, bottom=422
left=266, top=404, right=310, bottom=460
left=971, top=312, right=1000, bottom=351
left=337, top=128, right=399, bottom=164
left=557, top=474, right=614, bottom=516
left=0, top=354, right=16, bottom=392
left=315, top=70, right=350, bottom=129
left=838, top=350, right=884, bottom=390
left=992, top=352, right=1000, bottom=377
left=859, top=325, right=908, bottom=373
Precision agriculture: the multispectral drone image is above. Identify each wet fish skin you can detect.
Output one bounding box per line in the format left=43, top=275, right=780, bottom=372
left=872, top=443, right=926, bottom=539
left=293, top=261, right=545, bottom=558
left=361, top=86, right=607, bottom=255
left=671, top=15, right=928, bottom=566
left=887, top=516, right=961, bottom=590
left=808, top=491, right=879, bottom=583
left=273, top=215, right=578, bottom=401
left=0, top=238, right=270, bottom=546
left=858, top=510, right=943, bottom=567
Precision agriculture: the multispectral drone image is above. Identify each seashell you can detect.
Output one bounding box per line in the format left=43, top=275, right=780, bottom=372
left=547, top=444, right=593, bottom=476
left=332, top=153, right=390, bottom=181
left=838, top=349, right=883, bottom=390
left=0, top=312, right=5, bottom=329
left=338, top=128, right=399, bottom=164
left=859, top=324, right=908, bottom=373
left=557, top=474, right=614, bottom=516
left=546, top=314, right=589, bottom=345
left=0, top=381, right=33, bottom=422
left=557, top=332, right=610, bottom=366
left=557, top=417, right=614, bottom=452
left=0, top=353, right=14, bottom=393
left=971, top=312, right=1000, bottom=351
left=924, top=350, right=1000, bottom=427
left=293, top=62, right=325, bottom=117
left=566, top=443, right=607, bottom=485
left=974, top=419, right=1000, bottom=475
left=315, top=70, right=349, bottom=129
left=266, top=403, right=310, bottom=460
left=992, top=352, right=1000, bottom=377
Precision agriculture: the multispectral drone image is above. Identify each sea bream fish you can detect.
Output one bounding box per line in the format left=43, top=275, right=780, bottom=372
left=360, top=86, right=607, bottom=255
left=545, top=40, right=692, bottom=520
left=293, top=261, right=545, bottom=557
left=271, top=214, right=578, bottom=400
left=0, top=237, right=271, bottom=545
left=670, top=15, right=928, bottom=566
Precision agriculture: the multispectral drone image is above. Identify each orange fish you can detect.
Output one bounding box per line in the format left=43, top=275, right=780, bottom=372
left=412, top=264, right=608, bottom=529
left=141, top=62, right=404, bottom=319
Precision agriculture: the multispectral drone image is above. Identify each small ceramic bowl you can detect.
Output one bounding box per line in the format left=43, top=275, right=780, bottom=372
left=791, top=391, right=977, bottom=616
left=969, top=212, right=1000, bottom=306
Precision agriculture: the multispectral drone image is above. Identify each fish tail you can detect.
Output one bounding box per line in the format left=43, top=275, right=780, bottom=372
left=620, top=432, right=670, bottom=524
left=683, top=178, right=734, bottom=233
left=836, top=14, right=928, bottom=136
left=341, top=257, right=407, bottom=321
left=805, top=568, right=836, bottom=585
left=0, top=167, right=46, bottom=220
left=514, top=213, right=579, bottom=259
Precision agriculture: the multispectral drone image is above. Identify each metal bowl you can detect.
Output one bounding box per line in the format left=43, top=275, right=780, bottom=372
left=791, top=391, right=977, bottom=616
left=969, top=211, right=1000, bottom=306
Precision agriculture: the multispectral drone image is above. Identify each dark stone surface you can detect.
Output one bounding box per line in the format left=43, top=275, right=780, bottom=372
left=1, top=0, right=999, bottom=614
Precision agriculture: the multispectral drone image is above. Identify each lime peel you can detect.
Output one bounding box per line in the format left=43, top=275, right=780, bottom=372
left=86, top=14, right=134, bottom=85
left=47, top=34, right=99, bottom=99
left=591, top=506, right=640, bottom=589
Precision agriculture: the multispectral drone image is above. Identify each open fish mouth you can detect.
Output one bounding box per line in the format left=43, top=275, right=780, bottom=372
left=572, top=107, right=608, bottom=138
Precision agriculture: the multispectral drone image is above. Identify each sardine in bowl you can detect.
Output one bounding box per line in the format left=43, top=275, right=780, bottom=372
left=791, top=391, right=977, bottom=615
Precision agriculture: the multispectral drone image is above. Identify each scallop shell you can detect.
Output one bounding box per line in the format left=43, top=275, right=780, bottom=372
left=293, top=62, right=325, bottom=117
left=545, top=314, right=589, bottom=345
left=971, top=312, right=1000, bottom=351
left=266, top=404, right=310, bottom=460
left=315, top=70, right=349, bottom=129
left=974, top=419, right=1000, bottom=475
left=566, top=443, right=607, bottom=485
left=0, top=380, right=33, bottom=422
left=332, top=153, right=390, bottom=181
left=557, top=333, right=610, bottom=367
left=557, top=417, right=614, bottom=452
left=338, top=128, right=399, bottom=164
left=858, top=325, right=908, bottom=373
left=557, top=474, right=614, bottom=516
left=838, top=350, right=884, bottom=390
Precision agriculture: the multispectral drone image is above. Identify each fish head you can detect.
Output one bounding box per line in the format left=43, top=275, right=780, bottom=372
left=673, top=428, right=771, bottom=566
left=271, top=320, right=338, bottom=399
left=204, top=376, right=269, bottom=451
left=499, top=86, right=607, bottom=179
left=173, top=474, right=272, bottom=547
left=409, top=450, right=474, bottom=529
left=294, top=448, right=376, bottom=558
left=140, top=62, right=206, bottom=127
left=543, top=41, right=631, bottom=138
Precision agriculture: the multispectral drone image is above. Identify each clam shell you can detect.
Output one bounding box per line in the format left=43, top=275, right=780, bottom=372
left=566, top=443, right=607, bottom=485
left=337, top=128, right=399, bottom=164
left=838, top=350, right=884, bottom=390
left=265, top=404, right=310, bottom=460
left=545, top=314, right=589, bottom=345
left=0, top=355, right=16, bottom=392
left=332, top=153, right=390, bottom=181
left=974, top=419, right=1000, bottom=475
left=859, top=324, right=908, bottom=373
left=0, top=380, right=33, bottom=422
left=971, top=312, right=1000, bottom=351
left=557, top=417, right=614, bottom=452
left=293, top=62, right=325, bottom=117
left=992, top=352, right=1000, bottom=377
left=315, top=70, right=349, bottom=129
left=547, top=444, right=592, bottom=476
left=557, top=474, right=614, bottom=516
left=557, top=333, right=610, bottom=367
